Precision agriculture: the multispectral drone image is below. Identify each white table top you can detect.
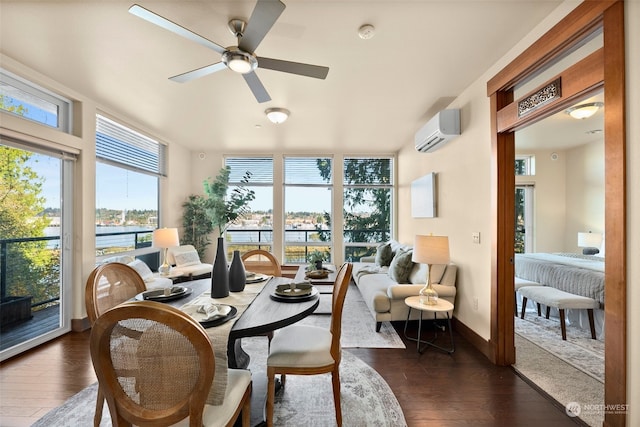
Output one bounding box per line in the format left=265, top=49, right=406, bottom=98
left=404, top=296, right=454, bottom=312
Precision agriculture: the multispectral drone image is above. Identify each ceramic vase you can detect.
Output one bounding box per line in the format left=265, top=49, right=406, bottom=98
left=228, top=250, right=246, bottom=292
left=211, top=237, right=229, bottom=298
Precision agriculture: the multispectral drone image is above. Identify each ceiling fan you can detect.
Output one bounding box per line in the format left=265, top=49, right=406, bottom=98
left=129, top=0, right=329, bottom=103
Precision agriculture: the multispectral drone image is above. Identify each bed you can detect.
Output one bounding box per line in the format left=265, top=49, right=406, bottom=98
left=515, top=252, right=605, bottom=306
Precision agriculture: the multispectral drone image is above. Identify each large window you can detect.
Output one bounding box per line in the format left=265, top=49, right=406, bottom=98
left=284, top=157, right=332, bottom=264
left=224, top=157, right=273, bottom=255
left=95, top=114, right=166, bottom=259
left=343, top=157, right=393, bottom=261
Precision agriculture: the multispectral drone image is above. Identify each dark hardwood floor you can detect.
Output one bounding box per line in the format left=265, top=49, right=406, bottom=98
left=0, top=319, right=580, bottom=427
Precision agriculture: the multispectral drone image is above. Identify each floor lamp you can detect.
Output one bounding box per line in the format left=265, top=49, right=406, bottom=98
left=152, top=228, right=179, bottom=276
left=412, top=235, right=450, bottom=305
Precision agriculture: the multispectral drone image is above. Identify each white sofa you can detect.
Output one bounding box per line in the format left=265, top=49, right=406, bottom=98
left=352, top=240, right=457, bottom=332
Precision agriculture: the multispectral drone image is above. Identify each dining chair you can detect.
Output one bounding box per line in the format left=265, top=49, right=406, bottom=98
left=89, top=300, right=252, bottom=427
left=241, top=249, right=282, bottom=277
left=85, top=262, right=148, bottom=427
left=265, top=262, right=353, bottom=427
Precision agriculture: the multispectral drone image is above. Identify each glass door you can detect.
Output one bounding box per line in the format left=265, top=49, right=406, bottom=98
left=0, top=142, right=72, bottom=361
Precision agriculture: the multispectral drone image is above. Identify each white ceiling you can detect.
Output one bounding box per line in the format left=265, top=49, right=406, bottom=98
left=0, top=0, right=565, bottom=154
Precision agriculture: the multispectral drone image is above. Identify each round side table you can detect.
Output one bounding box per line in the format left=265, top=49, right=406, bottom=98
left=403, top=296, right=455, bottom=354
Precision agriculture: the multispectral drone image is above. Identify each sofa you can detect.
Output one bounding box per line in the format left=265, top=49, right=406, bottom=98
left=352, top=240, right=457, bottom=332
left=166, top=244, right=213, bottom=280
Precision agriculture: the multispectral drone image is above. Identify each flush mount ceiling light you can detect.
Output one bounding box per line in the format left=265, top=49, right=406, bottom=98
left=265, top=108, right=289, bottom=124
left=565, top=102, right=604, bottom=119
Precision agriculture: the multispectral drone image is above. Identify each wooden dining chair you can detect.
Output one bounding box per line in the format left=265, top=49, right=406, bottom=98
left=85, top=262, right=148, bottom=426
left=90, top=300, right=252, bottom=427
left=241, top=249, right=282, bottom=277
left=265, top=262, right=353, bottom=427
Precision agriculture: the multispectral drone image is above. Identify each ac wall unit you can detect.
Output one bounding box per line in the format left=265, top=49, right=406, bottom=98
left=414, top=109, right=460, bottom=153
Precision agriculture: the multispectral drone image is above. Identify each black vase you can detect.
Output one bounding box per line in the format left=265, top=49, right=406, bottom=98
left=228, top=250, right=246, bottom=292
left=211, top=237, right=229, bottom=298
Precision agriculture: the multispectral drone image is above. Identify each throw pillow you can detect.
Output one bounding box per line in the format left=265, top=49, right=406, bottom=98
left=174, top=250, right=201, bottom=267
left=388, top=249, right=414, bottom=283
left=128, top=259, right=153, bottom=281
left=374, top=242, right=394, bottom=266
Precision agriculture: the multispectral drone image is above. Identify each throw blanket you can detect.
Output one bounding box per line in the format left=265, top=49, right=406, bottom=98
left=179, top=279, right=269, bottom=405
left=515, top=253, right=604, bottom=305
left=354, top=264, right=388, bottom=281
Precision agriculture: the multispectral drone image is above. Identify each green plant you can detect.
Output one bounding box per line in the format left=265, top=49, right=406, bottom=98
left=203, top=166, right=255, bottom=235
left=181, top=194, right=214, bottom=259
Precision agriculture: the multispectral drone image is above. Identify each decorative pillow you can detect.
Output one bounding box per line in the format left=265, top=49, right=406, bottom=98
left=388, top=249, right=414, bottom=284
left=174, top=250, right=201, bottom=267
left=374, top=242, right=394, bottom=266
left=128, top=259, right=153, bottom=281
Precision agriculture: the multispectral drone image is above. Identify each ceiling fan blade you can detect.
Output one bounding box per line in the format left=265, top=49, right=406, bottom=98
left=257, top=57, right=329, bottom=79
left=243, top=72, right=271, bottom=103
left=169, top=62, right=227, bottom=83
left=129, top=4, right=226, bottom=55
left=238, top=0, right=286, bottom=53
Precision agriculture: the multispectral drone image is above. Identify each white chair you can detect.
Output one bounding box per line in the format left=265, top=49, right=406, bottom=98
left=167, top=244, right=213, bottom=279
left=265, top=263, right=353, bottom=427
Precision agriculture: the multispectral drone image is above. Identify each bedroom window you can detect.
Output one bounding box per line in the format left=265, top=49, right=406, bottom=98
left=515, top=155, right=535, bottom=176
left=224, top=157, right=274, bottom=255
left=95, top=114, right=166, bottom=259
left=515, top=184, right=534, bottom=253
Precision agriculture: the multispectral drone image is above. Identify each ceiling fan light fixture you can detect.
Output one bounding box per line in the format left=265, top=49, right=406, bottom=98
left=565, top=102, right=604, bottom=120
left=222, top=49, right=257, bottom=74
left=265, top=108, right=289, bottom=124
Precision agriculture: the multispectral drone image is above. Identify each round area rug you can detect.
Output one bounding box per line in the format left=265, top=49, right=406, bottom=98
left=34, top=337, right=406, bottom=427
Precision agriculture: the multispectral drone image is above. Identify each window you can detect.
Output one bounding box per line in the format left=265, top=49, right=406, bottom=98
left=0, top=70, right=71, bottom=132
left=284, top=157, right=332, bottom=264
left=343, top=157, right=393, bottom=261
left=515, top=184, right=534, bottom=254
left=95, top=114, right=166, bottom=258
left=224, top=157, right=274, bottom=255
left=515, top=155, right=535, bottom=175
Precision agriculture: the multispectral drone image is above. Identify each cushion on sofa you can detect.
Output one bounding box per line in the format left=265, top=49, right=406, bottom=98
left=388, top=249, right=414, bottom=283
left=128, top=259, right=154, bottom=281
left=408, top=263, right=446, bottom=285
left=374, top=242, right=394, bottom=266
left=174, top=250, right=201, bottom=267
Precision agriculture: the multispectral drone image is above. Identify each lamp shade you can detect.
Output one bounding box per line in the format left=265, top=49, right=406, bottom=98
left=152, top=228, right=179, bottom=249
left=412, top=235, right=450, bottom=265
left=577, top=231, right=602, bottom=248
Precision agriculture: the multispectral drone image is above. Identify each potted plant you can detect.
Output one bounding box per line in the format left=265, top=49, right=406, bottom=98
left=308, top=250, right=326, bottom=271
left=181, top=194, right=214, bottom=260
left=203, top=166, right=255, bottom=297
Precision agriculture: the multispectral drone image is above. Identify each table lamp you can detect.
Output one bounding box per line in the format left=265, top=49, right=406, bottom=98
left=152, top=227, right=179, bottom=276
left=577, top=231, right=602, bottom=255
left=412, top=235, right=450, bottom=305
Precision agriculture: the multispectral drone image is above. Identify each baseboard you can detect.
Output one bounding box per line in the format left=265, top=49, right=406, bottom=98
left=452, top=318, right=494, bottom=361
left=72, top=317, right=91, bottom=332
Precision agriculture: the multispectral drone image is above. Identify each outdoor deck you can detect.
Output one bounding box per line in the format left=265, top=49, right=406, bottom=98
left=0, top=305, right=60, bottom=352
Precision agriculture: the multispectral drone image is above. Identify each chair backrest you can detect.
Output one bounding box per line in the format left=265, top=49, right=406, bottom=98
left=241, top=249, right=282, bottom=277
left=90, top=301, right=215, bottom=427
left=85, top=262, right=147, bottom=325
left=329, top=263, right=353, bottom=363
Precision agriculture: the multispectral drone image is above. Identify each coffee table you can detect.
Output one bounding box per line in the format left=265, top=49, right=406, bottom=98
left=294, top=264, right=337, bottom=314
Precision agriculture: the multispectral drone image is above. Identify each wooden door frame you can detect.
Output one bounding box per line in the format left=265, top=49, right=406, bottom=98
left=487, top=1, right=626, bottom=427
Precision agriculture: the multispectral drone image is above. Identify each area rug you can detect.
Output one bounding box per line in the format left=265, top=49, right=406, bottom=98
left=514, top=334, right=604, bottom=427
left=33, top=336, right=407, bottom=427
left=515, top=315, right=604, bottom=382
left=300, top=283, right=406, bottom=349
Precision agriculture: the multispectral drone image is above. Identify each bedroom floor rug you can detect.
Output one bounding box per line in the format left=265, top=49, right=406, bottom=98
left=33, top=336, right=407, bottom=427
left=515, top=315, right=604, bottom=382
left=514, top=334, right=604, bottom=427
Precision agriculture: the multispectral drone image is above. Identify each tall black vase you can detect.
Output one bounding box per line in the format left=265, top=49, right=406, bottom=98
left=228, top=250, right=246, bottom=292
left=211, top=237, right=229, bottom=298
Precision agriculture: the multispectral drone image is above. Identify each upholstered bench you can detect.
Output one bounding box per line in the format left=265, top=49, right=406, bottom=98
left=514, top=277, right=543, bottom=316
left=518, top=286, right=598, bottom=340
